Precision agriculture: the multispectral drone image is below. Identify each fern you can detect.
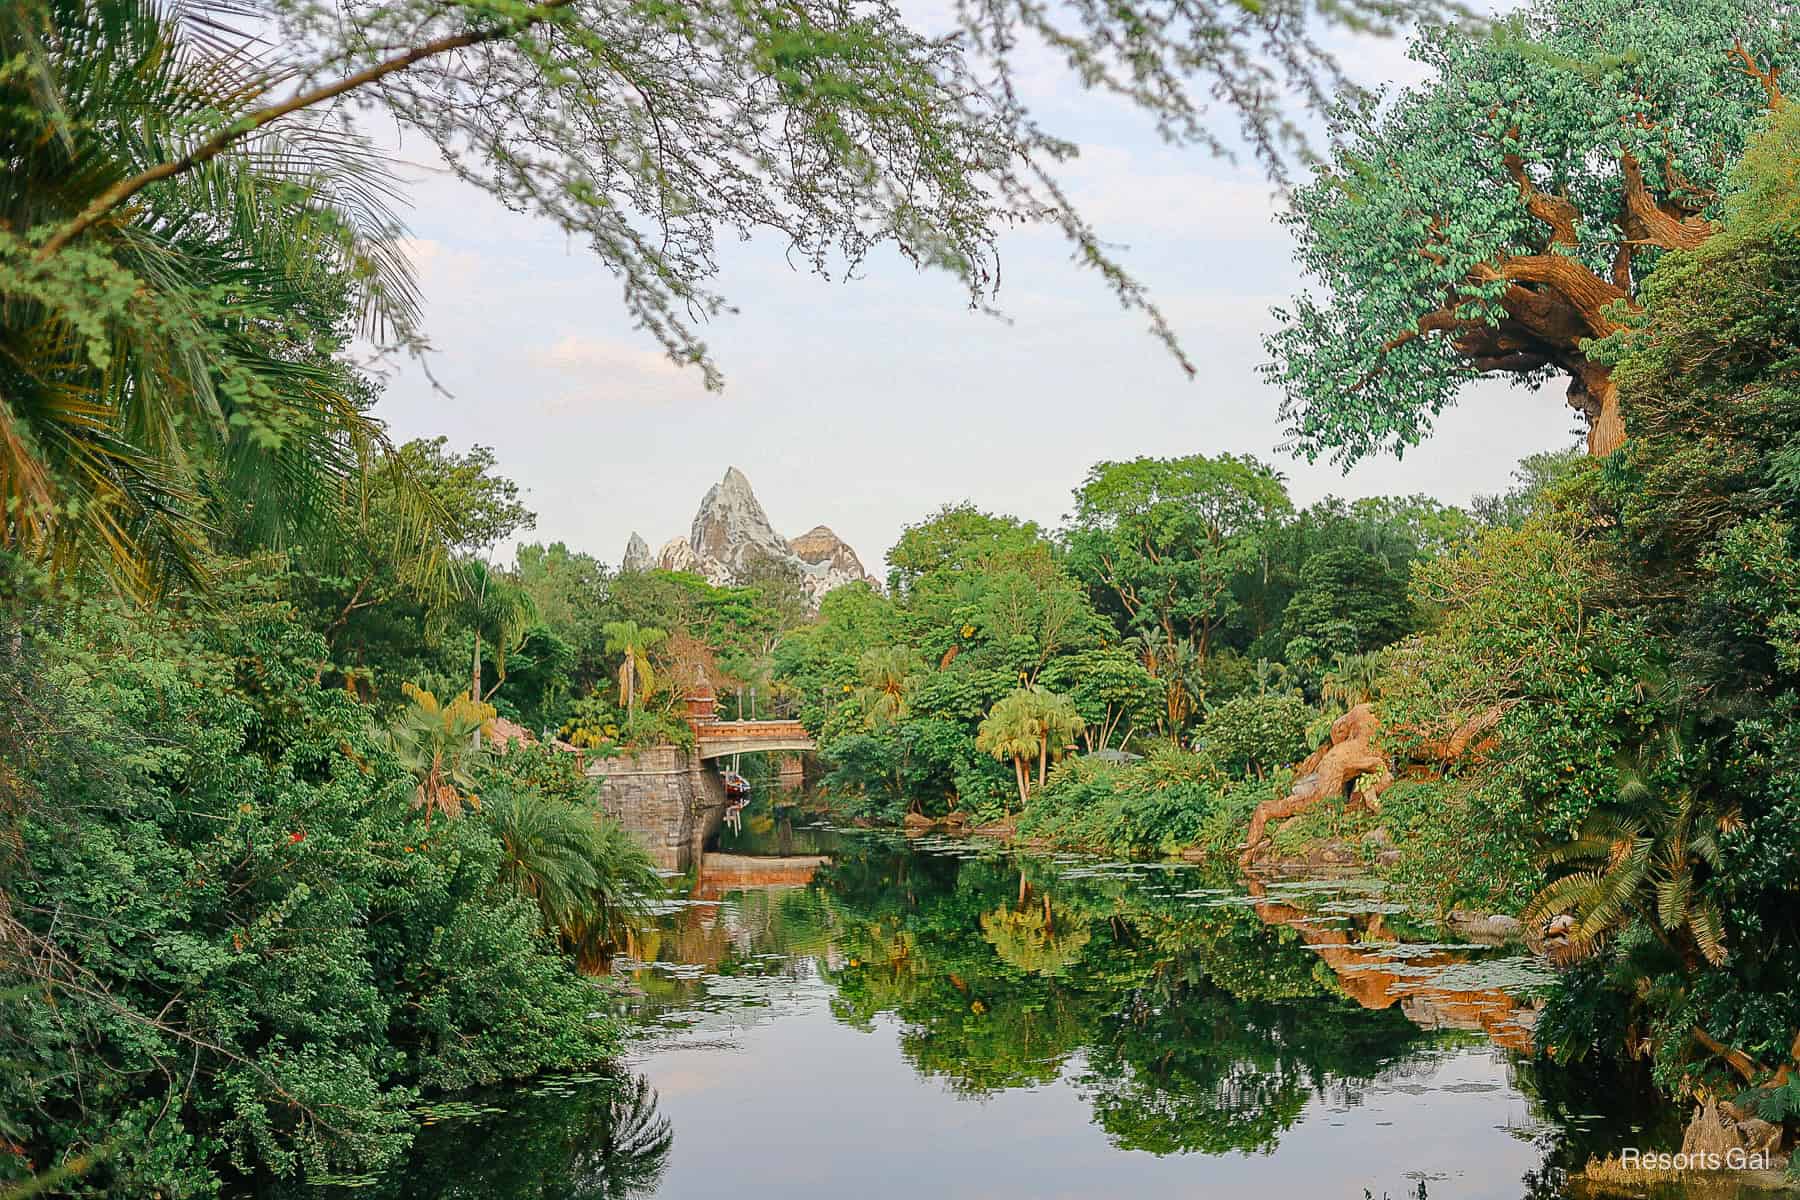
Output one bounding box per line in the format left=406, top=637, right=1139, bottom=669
left=1736, top=1074, right=1800, bottom=1123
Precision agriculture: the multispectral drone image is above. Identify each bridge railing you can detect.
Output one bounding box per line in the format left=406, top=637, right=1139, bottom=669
left=690, top=719, right=810, bottom=741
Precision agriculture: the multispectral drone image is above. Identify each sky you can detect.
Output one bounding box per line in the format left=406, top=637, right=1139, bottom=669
left=368, top=9, right=1576, bottom=574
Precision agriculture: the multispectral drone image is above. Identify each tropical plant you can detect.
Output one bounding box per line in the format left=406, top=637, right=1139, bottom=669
left=854, top=647, right=921, bottom=729
left=604, top=621, right=667, bottom=721
left=975, top=687, right=1086, bottom=808
left=977, top=691, right=1044, bottom=811
left=387, top=683, right=492, bottom=821
left=462, top=559, right=539, bottom=709
left=980, top=899, right=1091, bottom=977
left=485, top=786, right=663, bottom=964
left=1031, top=688, right=1087, bottom=786
left=1321, top=651, right=1388, bottom=710
left=0, top=0, right=421, bottom=593
left=560, top=819, right=668, bottom=969
left=1194, top=692, right=1312, bottom=779
left=1523, top=725, right=1738, bottom=967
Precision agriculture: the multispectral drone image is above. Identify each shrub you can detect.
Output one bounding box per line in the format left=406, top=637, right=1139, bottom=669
left=1194, top=692, right=1314, bottom=777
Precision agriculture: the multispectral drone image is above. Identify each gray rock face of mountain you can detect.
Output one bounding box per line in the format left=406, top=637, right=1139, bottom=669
left=631, top=467, right=879, bottom=607
left=690, top=466, right=791, bottom=580
left=620, top=532, right=652, bottom=573
left=790, top=525, right=876, bottom=589
left=656, top=537, right=708, bottom=579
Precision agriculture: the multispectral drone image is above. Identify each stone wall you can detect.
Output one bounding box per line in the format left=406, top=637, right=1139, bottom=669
left=587, top=745, right=728, bottom=871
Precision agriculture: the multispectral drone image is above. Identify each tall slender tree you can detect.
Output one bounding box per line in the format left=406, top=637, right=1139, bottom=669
left=604, top=621, right=667, bottom=721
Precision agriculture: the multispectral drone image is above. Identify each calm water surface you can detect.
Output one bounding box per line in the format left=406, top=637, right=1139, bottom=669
left=363, top=803, right=1723, bottom=1200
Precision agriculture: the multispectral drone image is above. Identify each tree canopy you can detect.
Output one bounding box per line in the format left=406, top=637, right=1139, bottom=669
left=1263, top=0, right=1790, bottom=464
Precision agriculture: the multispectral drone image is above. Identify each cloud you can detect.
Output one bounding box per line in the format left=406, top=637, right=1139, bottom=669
left=1032, top=146, right=1286, bottom=243
left=393, top=236, right=486, bottom=293
left=526, top=334, right=706, bottom=411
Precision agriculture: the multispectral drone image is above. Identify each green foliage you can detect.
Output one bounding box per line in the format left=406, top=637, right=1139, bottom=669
left=1020, top=746, right=1235, bottom=856
left=1277, top=546, right=1414, bottom=669
left=1377, top=517, right=1661, bottom=911
left=1520, top=100, right=1800, bottom=1090
left=1195, top=693, right=1313, bottom=778
left=1524, top=723, right=1734, bottom=967
left=1265, top=0, right=1787, bottom=462
left=385, top=683, right=492, bottom=822
left=480, top=777, right=663, bottom=967
left=887, top=505, right=1049, bottom=593
left=788, top=458, right=1461, bottom=836
left=0, top=0, right=422, bottom=593
left=0, top=579, right=628, bottom=1194
left=1068, top=456, right=1292, bottom=661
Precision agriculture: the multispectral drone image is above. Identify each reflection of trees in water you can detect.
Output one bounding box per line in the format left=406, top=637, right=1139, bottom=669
left=568, top=1074, right=676, bottom=1200
left=371, top=1071, right=674, bottom=1200
left=811, top=843, right=1434, bottom=1155
left=1503, top=1051, right=1676, bottom=1200
left=1079, top=985, right=1426, bottom=1155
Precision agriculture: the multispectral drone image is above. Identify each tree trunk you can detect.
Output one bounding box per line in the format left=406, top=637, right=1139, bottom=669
left=1581, top=367, right=1626, bottom=456
left=471, top=630, right=482, bottom=703
left=470, top=631, right=483, bottom=750
left=1038, top=737, right=1049, bottom=787
left=1013, top=756, right=1031, bottom=808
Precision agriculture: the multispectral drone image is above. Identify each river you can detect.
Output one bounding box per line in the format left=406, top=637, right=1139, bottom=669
left=347, top=804, right=1745, bottom=1200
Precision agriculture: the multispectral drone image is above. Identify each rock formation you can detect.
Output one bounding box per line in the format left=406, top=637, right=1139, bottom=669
left=656, top=536, right=706, bottom=577
left=1239, top=702, right=1504, bottom=868
left=619, top=467, right=880, bottom=609
left=621, top=532, right=651, bottom=573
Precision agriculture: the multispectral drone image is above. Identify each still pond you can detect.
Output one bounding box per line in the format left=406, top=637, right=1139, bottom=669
left=339, top=802, right=1740, bottom=1200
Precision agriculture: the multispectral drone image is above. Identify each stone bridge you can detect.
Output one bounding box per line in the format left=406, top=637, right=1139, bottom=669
left=587, top=694, right=817, bottom=869
left=692, top=718, right=815, bottom=760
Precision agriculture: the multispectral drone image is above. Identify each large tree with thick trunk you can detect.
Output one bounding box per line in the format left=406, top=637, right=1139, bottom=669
left=1263, top=0, right=1790, bottom=464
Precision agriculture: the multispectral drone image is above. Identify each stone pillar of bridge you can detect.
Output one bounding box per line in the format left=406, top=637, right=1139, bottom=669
left=682, top=678, right=718, bottom=737
left=587, top=745, right=727, bottom=872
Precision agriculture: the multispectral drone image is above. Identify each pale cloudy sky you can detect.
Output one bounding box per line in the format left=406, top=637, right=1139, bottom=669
left=370, top=11, right=1575, bottom=572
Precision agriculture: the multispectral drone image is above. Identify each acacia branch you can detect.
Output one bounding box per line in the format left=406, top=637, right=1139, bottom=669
left=37, top=2, right=572, bottom=258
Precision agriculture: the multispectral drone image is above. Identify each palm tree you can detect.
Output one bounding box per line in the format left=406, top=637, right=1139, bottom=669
left=485, top=788, right=663, bottom=963
left=853, top=647, right=919, bottom=729
left=489, top=787, right=608, bottom=929
left=561, top=819, right=666, bottom=970
left=386, top=684, right=491, bottom=822
left=981, top=901, right=1092, bottom=977
left=1, top=0, right=423, bottom=594
left=1031, top=688, right=1087, bottom=787
left=461, top=560, right=538, bottom=707
left=604, top=621, right=667, bottom=722
left=978, top=691, right=1045, bottom=811
left=1162, top=637, right=1206, bottom=735
left=1321, top=651, right=1386, bottom=709
left=1523, top=725, right=1738, bottom=968
left=568, top=1073, right=675, bottom=1199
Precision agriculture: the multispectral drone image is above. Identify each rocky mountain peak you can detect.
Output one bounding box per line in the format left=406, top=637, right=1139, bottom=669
left=690, top=466, right=787, bottom=574
left=624, top=469, right=879, bottom=607
left=621, top=531, right=651, bottom=573
left=790, top=525, right=874, bottom=581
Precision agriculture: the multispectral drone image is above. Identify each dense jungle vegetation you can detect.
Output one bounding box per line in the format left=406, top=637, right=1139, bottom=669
left=3, top=0, right=1799, bottom=1191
